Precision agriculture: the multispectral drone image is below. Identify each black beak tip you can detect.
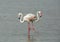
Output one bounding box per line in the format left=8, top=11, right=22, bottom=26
left=40, top=16, right=42, bottom=17
left=18, top=18, right=20, bottom=19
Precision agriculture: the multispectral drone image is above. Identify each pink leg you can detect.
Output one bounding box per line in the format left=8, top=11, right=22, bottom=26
left=31, top=22, right=35, bottom=31
left=28, top=22, right=30, bottom=39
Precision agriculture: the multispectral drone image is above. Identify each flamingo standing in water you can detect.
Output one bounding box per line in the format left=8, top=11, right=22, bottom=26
left=18, top=11, right=42, bottom=39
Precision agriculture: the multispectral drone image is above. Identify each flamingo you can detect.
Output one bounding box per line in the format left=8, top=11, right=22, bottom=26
left=18, top=11, right=42, bottom=39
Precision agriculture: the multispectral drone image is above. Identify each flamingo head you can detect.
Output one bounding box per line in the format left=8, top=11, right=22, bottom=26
left=38, top=11, right=43, bottom=17
left=18, top=13, right=22, bottom=20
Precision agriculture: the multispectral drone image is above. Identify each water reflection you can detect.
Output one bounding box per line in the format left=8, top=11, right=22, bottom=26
left=27, top=31, right=40, bottom=42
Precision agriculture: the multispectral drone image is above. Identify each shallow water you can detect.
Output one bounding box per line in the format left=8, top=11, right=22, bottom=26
left=0, top=0, right=60, bottom=42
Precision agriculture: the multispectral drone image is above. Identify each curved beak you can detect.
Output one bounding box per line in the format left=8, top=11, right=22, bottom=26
left=40, top=12, right=42, bottom=17
left=18, top=17, right=20, bottom=20
left=18, top=15, right=20, bottom=20
left=18, top=15, right=21, bottom=20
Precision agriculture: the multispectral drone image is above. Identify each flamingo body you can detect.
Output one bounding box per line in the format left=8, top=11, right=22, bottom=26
left=23, top=13, right=37, bottom=22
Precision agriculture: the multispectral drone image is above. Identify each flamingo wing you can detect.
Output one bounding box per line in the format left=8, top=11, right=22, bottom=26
left=23, top=13, right=36, bottom=22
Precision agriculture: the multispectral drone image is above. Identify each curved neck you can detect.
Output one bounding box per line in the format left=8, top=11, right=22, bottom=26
left=35, top=12, right=39, bottom=22
left=20, top=14, right=24, bottom=23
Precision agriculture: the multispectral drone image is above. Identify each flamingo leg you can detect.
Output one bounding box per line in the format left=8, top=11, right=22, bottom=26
left=31, top=22, right=35, bottom=32
left=28, top=22, right=30, bottom=39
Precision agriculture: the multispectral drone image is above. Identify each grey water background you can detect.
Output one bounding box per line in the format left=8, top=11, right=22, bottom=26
left=0, top=0, right=60, bottom=42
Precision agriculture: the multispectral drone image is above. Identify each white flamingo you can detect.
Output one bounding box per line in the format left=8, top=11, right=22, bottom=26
left=18, top=11, right=42, bottom=38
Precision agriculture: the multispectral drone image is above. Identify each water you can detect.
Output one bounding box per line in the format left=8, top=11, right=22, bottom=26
left=0, top=0, right=60, bottom=42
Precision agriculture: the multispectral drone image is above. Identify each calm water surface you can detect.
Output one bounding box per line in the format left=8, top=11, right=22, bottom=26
left=0, top=0, right=60, bottom=42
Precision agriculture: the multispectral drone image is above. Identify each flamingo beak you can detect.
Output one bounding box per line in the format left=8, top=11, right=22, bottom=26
left=18, top=15, right=21, bottom=20
left=40, top=12, right=42, bottom=17
left=40, top=14, right=42, bottom=17
left=18, top=17, right=20, bottom=20
left=18, top=16, right=20, bottom=20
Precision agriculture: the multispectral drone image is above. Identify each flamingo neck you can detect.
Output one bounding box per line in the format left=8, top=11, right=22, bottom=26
left=20, top=14, right=24, bottom=23
left=35, top=12, right=39, bottom=22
